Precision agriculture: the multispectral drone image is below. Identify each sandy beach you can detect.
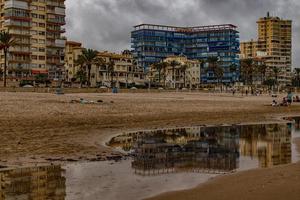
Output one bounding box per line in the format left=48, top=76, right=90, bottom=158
left=1, top=91, right=300, bottom=199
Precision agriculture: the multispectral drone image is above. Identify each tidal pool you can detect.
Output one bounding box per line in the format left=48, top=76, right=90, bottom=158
left=1, top=120, right=300, bottom=200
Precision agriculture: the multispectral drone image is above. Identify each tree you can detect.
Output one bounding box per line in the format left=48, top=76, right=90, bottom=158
left=180, top=64, right=188, bottom=88
left=78, top=49, right=103, bottom=87
left=35, top=74, right=50, bottom=87
left=229, top=63, right=237, bottom=83
left=75, top=68, right=87, bottom=88
left=240, top=59, right=254, bottom=85
left=206, top=57, right=222, bottom=81
left=152, top=62, right=163, bottom=85
left=169, top=60, right=180, bottom=89
left=0, top=31, right=16, bottom=87
left=272, top=67, right=280, bottom=89
left=257, top=63, right=267, bottom=84
left=294, top=68, right=300, bottom=87
left=160, top=62, right=168, bottom=88
left=106, top=60, right=115, bottom=88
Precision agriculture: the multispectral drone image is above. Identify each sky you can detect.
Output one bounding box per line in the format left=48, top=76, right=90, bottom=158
left=65, top=0, right=300, bottom=67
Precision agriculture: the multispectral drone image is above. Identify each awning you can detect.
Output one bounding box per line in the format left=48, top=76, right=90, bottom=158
left=31, top=68, right=48, bottom=75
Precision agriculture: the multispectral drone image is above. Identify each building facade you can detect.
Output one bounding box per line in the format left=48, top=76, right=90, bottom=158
left=94, top=50, right=145, bottom=88
left=64, top=41, right=83, bottom=82
left=64, top=44, right=145, bottom=88
left=240, top=13, right=292, bottom=86
left=0, top=0, right=66, bottom=81
left=149, top=55, right=201, bottom=88
left=131, top=24, right=240, bottom=83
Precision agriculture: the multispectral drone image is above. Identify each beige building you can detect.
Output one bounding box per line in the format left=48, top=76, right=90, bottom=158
left=150, top=55, right=201, bottom=88
left=64, top=41, right=84, bottom=82
left=0, top=0, right=66, bottom=81
left=93, top=50, right=145, bottom=88
left=64, top=43, right=145, bottom=87
left=240, top=13, right=292, bottom=86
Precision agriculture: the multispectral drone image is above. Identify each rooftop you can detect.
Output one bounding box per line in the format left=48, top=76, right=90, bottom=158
left=133, top=23, right=238, bottom=32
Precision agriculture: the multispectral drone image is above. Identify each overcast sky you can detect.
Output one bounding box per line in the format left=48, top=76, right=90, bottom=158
left=65, top=0, right=300, bottom=67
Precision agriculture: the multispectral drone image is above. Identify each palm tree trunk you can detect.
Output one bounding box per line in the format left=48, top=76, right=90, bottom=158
left=3, top=49, right=7, bottom=87
left=111, top=72, right=114, bottom=88
left=183, top=71, right=186, bottom=88
left=172, top=66, right=175, bottom=89
left=87, top=65, right=92, bottom=87
left=158, top=70, right=161, bottom=85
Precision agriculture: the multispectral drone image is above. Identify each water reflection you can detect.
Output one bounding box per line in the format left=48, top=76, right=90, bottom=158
left=0, top=165, right=66, bottom=200
left=108, top=124, right=292, bottom=175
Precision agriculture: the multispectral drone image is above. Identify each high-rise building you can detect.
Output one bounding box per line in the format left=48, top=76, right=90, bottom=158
left=240, top=13, right=292, bottom=86
left=0, top=0, right=66, bottom=81
left=131, top=24, right=240, bottom=83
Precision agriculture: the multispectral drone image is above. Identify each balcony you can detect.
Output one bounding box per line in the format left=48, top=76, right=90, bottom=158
left=4, top=0, right=29, bottom=10
left=46, top=39, right=66, bottom=48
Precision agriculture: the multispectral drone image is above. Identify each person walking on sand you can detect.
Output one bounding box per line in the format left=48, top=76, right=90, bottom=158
left=287, top=91, right=293, bottom=106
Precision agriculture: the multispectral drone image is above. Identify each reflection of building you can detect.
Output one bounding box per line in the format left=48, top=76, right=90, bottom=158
left=132, top=128, right=239, bottom=175
left=0, top=165, right=66, bottom=200
left=0, top=0, right=66, bottom=81
left=240, top=13, right=292, bottom=86
left=239, top=124, right=291, bottom=168
left=109, top=123, right=292, bottom=176
left=131, top=24, right=240, bottom=83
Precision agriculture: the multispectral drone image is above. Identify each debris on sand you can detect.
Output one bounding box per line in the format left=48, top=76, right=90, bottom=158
left=70, top=98, right=104, bottom=105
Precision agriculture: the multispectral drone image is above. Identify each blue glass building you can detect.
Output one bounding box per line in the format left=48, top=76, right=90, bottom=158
left=131, top=24, right=240, bottom=83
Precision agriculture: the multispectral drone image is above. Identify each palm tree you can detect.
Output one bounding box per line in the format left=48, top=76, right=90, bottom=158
left=169, top=60, right=180, bottom=89
left=294, top=68, right=300, bottom=87
left=180, top=64, right=188, bottom=88
left=257, top=63, right=267, bottom=84
left=240, top=59, right=254, bottom=86
left=152, top=62, right=163, bottom=85
left=273, top=67, right=280, bottom=89
left=106, top=60, right=115, bottom=88
left=0, top=31, right=16, bottom=87
left=75, top=68, right=87, bottom=88
left=206, top=56, right=224, bottom=90
left=79, top=49, right=102, bottom=87
left=160, top=62, right=168, bottom=88
left=229, top=63, right=237, bottom=83
left=74, top=55, right=86, bottom=87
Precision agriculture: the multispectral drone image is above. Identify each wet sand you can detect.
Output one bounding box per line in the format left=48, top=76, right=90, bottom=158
left=1, top=91, right=300, bottom=199
left=147, top=137, right=300, bottom=200
left=148, top=163, right=300, bottom=200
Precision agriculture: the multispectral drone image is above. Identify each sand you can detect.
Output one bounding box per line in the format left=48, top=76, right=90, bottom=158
left=1, top=91, right=300, bottom=199
left=0, top=91, right=299, bottom=163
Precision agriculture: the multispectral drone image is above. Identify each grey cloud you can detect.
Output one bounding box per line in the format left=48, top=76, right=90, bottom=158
left=65, top=0, right=300, bottom=67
